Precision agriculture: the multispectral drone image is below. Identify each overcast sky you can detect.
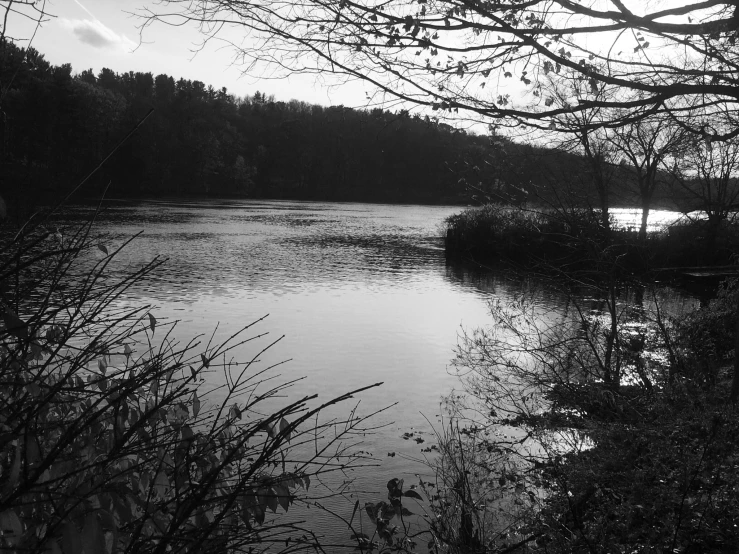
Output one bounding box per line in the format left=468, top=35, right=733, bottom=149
left=6, top=0, right=370, bottom=106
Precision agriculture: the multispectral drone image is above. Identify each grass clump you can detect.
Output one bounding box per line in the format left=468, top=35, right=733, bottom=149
left=444, top=204, right=610, bottom=266
left=444, top=205, right=548, bottom=261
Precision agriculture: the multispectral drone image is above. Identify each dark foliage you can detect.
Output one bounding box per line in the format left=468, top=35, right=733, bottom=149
left=435, top=276, right=739, bottom=554
left=0, top=40, right=535, bottom=208
left=0, top=198, right=381, bottom=553
left=1, top=40, right=684, bottom=216
left=444, top=203, right=739, bottom=270
left=677, top=279, right=739, bottom=386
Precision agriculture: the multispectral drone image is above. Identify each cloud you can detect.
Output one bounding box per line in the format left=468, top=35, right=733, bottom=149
left=60, top=18, right=137, bottom=51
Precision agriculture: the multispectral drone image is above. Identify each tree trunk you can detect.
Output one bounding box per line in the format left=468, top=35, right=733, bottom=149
left=730, top=292, right=739, bottom=403
left=599, top=188, right=610, bottom=234
left=639, top=202, right=651, bottom=242
left=602, top=281, right=619, bottom=389
left=705, top=214, right=722, bottom=258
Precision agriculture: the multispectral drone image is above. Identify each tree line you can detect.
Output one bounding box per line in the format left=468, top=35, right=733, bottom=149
left=136, top=0, right=739, bottom=242
left=3, top=37, right=732, bottom=233
left=0, top=39, right=555, bottom=207
left=2, top=39, right=681, bottom=214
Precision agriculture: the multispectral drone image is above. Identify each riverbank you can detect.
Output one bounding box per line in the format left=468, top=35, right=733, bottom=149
left=3, top=196, right=733, bottom=553
left=439, top=267, right=739, bottom=553
left=444, top=204, right=739, bottom=273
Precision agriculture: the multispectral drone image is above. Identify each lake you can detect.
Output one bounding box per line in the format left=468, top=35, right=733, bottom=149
left=59, top=198, right=700, bottom=541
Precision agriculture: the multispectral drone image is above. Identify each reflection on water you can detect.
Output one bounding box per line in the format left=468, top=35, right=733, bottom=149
left=66, top=200, right=456, bottom=303
left=59, top=200, right=505, bottom=503
left=56, top=199, right=701, bottom=542
left=610, top=208, right=687, bottom=231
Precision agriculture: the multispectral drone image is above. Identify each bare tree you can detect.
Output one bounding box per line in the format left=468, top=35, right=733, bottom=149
left=542, top=73, right=620, bottom=233
left=0, top=1, right=50, bottom=44
left=0, top=0, right=51, bottom=96
left=672, top=135, right=739, bottom=252
left=141, top=1, right=739, bottom=139
left=607, top=114, right=687, bottom=241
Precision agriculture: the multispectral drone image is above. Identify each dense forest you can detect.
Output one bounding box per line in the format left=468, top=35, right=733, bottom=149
left=0, top=40, right=529, bottom=206
left=2, top=39, right=658, bottom=211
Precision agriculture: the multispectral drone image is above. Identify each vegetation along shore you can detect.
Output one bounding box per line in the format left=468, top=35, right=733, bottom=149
left=4, top=0, right=739, bottom=553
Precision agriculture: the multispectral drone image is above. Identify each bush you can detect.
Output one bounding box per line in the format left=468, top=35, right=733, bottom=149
left=444, top=204, right=547, bottom=261
left=443, top=204, right=616, bottom=267
left=0, top=209, right=378, bottom=553
left=444, top=203, right=739, bottom=270
left=676, top=278, right=738, bottom=386
left=441, top=283, right=739, bottom=553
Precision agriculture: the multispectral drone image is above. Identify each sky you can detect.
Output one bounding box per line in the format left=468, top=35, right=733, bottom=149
left=5, top=0, right=370, bottom=107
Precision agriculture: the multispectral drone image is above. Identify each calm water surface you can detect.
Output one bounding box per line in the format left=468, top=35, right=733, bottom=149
left=66, top=201, right=509, bottom=480
left=61, top=199, right=700, bottom=539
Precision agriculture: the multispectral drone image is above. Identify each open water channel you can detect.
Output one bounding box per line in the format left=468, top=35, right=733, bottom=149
left=61, top=199, right=701, bottom=544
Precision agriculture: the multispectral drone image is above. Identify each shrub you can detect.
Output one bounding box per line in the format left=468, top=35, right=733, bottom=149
left=442, top=283, right=739, bottom=553
left=676, top=278, right=738, bottom=386
left=444, top=205, right=546, bottom=259
left=0, top=209, right=379, bottom=553
left=444, top=203, right=739, bottom=270
left=443, top=204, right=614, bottom=266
